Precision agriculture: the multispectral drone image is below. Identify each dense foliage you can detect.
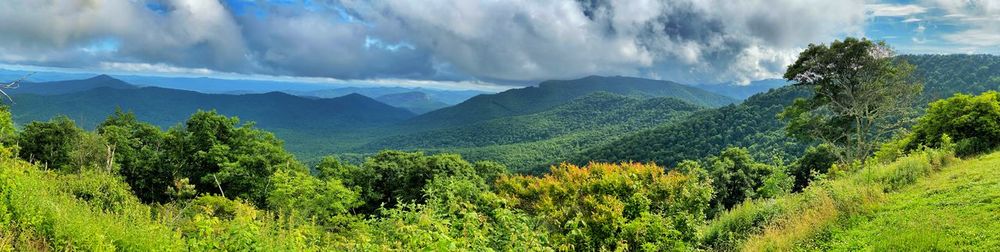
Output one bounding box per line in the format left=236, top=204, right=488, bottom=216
left=904, top=91, right=1000, bottom=156
left=496, top=162, right=713, bottom=250
left=17, top=116, right=82, bottom=170
left=706, top=147, right=791, bottom=214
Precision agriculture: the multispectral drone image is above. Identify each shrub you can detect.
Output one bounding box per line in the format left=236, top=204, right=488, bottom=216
left=907, top=91, right=1000, bottom=156
left=17, top=116, right=82, bottom=170
left=496, top=162, right=713, bottom=251
left=790, top=144, right=838, bottom=191
left=707, top=147, right=790, bottom=213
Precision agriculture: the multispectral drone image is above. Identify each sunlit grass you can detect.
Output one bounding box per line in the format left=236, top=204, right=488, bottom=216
left=819, top=152, right=1000, bottom=251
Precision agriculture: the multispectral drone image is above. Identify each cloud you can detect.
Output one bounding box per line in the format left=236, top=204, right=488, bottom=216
left=866, top=4, right=928, bottom=17
left=902, top=18, right=922, bottom=23
left=345, top=0, right=866, bottom=84
left=923, top=0, right=1000, bottom=48
left=0, top=0, right=869, bottom=86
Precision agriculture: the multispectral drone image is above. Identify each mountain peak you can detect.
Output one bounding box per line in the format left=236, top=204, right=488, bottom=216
left=88, top=74, right=117, bottom=81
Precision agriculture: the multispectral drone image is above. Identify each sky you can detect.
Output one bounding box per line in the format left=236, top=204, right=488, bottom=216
left=0, top=0, right=997, bottom=91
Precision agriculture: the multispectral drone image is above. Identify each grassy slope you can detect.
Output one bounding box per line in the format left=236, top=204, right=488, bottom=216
left=707, top=150, right=1000, bottom=251
left=817, top=152, right=1000, bottom=251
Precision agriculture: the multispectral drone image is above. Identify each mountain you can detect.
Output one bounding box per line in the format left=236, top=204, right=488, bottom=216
left=573, top=86, right=813, bottom=167
left=901, top=54, right=1000, bottom=101
left=9, top=87, right=414, bottom=130
left=7, top=75, right=136, bottom=95
left=6, top=76, right=416, bottom=160
left=358, top=92, right=706, bottom=172
left=693, top=79, right=791, bottom=100
left=573, top=54, right=1000, bottom=168
left=375, top=92, right=450, bottom=114
left=402, top=75, right=737, bottom=129
left=287, top=87, right=485, bottom=105
left=108, top=74, right=488, bottom=104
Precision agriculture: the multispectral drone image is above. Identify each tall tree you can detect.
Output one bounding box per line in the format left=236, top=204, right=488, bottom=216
left=781, top=38, right=922, bottom=164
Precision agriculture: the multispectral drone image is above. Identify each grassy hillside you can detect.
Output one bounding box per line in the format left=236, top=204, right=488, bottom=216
left=816, top=152, right=1000, bottom=251
left=403, top=75, right=736, bottom=129
left=701, top=148, right=960, bottom=251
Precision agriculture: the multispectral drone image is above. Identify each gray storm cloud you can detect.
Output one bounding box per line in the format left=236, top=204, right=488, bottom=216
left=0, top=0, right=869, bottom=85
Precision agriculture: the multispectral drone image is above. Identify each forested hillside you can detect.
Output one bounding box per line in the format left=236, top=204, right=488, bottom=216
left=574, top=54, right=1000, bottom=168
left=10, top=87, right=414, bottom=130
left=5, top=78, right=417, bottom=159
left=574, top=86, right=812, bottom=167
left=7, top=75, right=136, bottom=95
left=903, top=54, right=1000, bottom=101
left=359, top=92, right=705, bottom=172
left=402, top=75, right=736, bottom=129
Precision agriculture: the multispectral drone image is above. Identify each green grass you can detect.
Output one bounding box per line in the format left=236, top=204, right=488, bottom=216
left=702, top=148, right=958, bottom=251
left=818, top=152, right=1000, bottom=251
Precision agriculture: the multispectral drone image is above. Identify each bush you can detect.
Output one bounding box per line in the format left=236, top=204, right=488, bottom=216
left=496, top=162, right=713, bottom=251
left=707, top=147, right=790, bottom=213
left=17, top=116, right=82, bottom=170
left=790, top=144, right=838, bottom=192
left=907, top=91, right=1000, bottom=156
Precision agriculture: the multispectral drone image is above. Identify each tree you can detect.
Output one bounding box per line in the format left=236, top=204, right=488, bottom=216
left=781, top=37, right=922, bottom=164
left=707, top=147, right=788, bottom=213
left=267, top=169, right=360, bottom=226
left=906, top=91, right=1000, bottom=156
left=98, top=110, right=175, bottom=203
left=349, top=151, right=479, bottom=213
left=18, top=116, right=82, bottom=170
left=166, top=110, right=301, bottom=207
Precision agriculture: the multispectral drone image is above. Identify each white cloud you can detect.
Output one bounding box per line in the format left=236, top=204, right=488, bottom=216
left=99, top=62, right=217, bottom=75
left=0, top=0, right=870, bottom=85
left=903, top=18, right=922, bottom=23
left=922, top=0, right=1000, bottom=47
left=866, top=4, right=928, bottom=17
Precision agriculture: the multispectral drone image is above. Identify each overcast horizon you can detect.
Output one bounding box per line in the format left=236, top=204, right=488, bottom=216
left=2, top=0, right=998, bottom=91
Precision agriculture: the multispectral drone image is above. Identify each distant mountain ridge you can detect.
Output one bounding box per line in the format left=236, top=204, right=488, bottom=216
left=693, top=79, right=791, bottom=100
left=402, top=75, right=737, bottom=129
left=375, top=92, right=450, bottom=114
left=8, top=75, right=136, bottom=95
left=10, top=86, right=414, bottom=130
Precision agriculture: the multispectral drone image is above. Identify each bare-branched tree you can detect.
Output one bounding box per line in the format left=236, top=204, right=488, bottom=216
left=1, top=72, right=35, bottom=104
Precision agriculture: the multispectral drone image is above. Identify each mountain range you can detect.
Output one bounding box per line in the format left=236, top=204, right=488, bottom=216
left=401, top=75, right=737, bottom=129
left=3, top=54, right=996, bottom=167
